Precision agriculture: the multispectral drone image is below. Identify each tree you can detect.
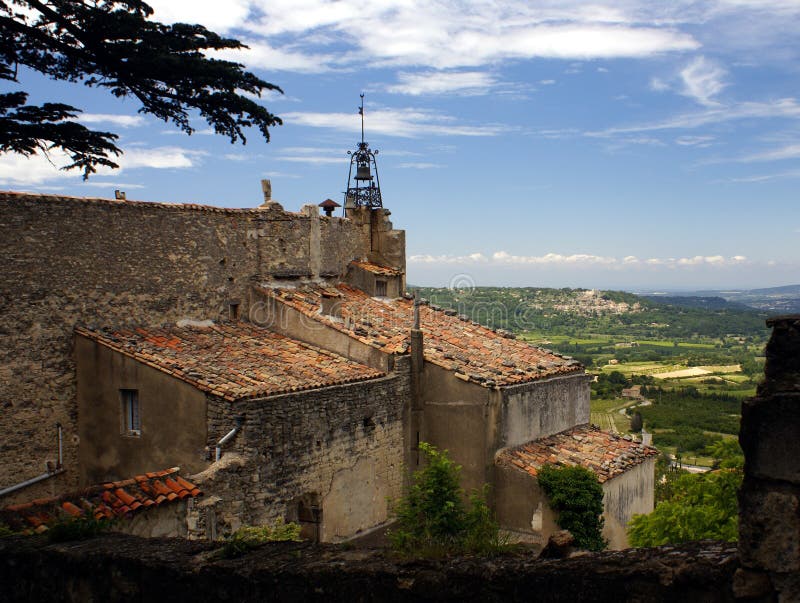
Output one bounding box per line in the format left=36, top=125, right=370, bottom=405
left=389, top=442, right=503, bottom=556
left=0, top=0, right=281, bottom=178
left=537, top=464, right=606, bottom=551
left=627, top=469, right=740, bottom=547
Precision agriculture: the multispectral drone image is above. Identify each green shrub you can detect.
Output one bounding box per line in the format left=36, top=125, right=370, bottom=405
left=220, top=519, right=302, bottom=558
left=537, top=464, right=606, bottom=551
left=389, top=442, right=504, bottom=557
left=47, top=515, right=112, bottom=542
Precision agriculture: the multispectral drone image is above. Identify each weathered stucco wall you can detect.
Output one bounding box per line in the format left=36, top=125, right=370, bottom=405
left=494, top=456, right=655, bottom=550
left=75, top=335, right=209, bottom=484
left=196, top=360, right=410, bottom=541
left=0, top=191, right=404, bottom=503
left=499, top=374, right=591, bottom=450
left=601, top=457, right=655, bottom=549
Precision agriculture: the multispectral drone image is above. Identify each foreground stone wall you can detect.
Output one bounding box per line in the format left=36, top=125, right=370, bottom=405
left=736, top=315, right=800, bottom=601
left=0, top=535, right=739, bottom=602
left=197, top=358, right=411, bottom=541
left=0, top=191, right=403, bottom=502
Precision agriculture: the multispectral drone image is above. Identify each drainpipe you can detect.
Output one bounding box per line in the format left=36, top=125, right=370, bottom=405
left=215, top=415, right=244, bottom=461
left=0, top=424, right=65, bottom=498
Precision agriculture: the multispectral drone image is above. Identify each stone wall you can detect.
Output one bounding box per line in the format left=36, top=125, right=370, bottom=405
left=736, top=315, right=800, bottom=601
left=196, top=358, right=411, bottom=541
left=0, top=191, right=404, bottom=502
left=0, top=535, right=740, bottom=602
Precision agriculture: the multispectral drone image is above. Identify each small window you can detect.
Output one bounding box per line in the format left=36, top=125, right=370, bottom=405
left=121, top=389, right=141, bottom=436
left=375, top=279, right=387, bottom=297
left=229, top=302, right=240, bottom=320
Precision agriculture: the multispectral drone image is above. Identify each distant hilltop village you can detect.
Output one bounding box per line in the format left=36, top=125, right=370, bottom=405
left=0, top=114, right=656, bottom=546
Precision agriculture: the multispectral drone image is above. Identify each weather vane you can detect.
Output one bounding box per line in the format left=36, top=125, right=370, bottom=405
left=344, top=93, right=383, bottom=212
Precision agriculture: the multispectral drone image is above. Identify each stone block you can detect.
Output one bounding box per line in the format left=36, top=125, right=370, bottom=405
left=738, top=479, right=800, bottom=573
left=740, top=394, right=800, bottom=484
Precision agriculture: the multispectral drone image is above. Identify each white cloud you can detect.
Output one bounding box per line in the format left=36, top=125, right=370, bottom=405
left=0, top=146, right=204, bottom=187
left=724, top=169, right=800, bottom=183
left=387, top=71, right=497, bottom=96
left=735, top=143, right=800, bottom=162
left=679, top=56, right=728, bottom=106
left=77, top=114, right=145, bottom=128
left=650, top=77, right=670, bottom=92
left=396, top=162, right=444, bottom=169
left=675, top=135, right=715, bottom=147
left=588, top=98, right=800, bottom=137
left=539, top=79, right=556, bottom=85
left=408, top=251, right=751, bottom=269
left=282, top=108, right=509, bottom=138
left=147, top=0, right=252, bottom=32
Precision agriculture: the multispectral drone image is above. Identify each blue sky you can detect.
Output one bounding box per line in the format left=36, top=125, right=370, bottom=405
left=2, top=1, right=799, bottom=291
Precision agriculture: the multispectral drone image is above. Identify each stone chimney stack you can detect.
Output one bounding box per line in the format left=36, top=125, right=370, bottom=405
left=736, top=315, right=800, bottom=600
left=261, top=179, right=272, bottom=203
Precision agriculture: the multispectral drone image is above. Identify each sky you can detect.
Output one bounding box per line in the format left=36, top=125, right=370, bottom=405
left=2, top=1, right=799, bottom=291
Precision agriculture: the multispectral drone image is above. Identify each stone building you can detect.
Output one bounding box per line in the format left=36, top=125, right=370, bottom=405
left=0, top=183, right=655, bottom=547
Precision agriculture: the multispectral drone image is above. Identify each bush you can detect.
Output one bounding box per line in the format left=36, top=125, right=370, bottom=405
left=390, top=442, right=504, bottom=556
left=537, top=464, right=606, bottom=551
left=47, top=515, right=112, bottom=543
left=220, top=519, right=302, bottom=558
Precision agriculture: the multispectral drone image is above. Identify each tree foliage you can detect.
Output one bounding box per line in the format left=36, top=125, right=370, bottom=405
left=627, top=469, right=741, bottom=547
left=537, top=464, right=606, bottom=551
left=0, top=0, right=282, bottom=177
left=390, top=442, right=503, bottom=556
left=628, top=442, right=743, bottom=547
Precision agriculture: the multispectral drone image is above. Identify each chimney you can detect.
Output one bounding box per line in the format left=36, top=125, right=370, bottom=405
left=320, top=290, right=342, bottom=319
left=261, top=179, right=272, bottom=203
left=114, top=190, right=126, bottom=200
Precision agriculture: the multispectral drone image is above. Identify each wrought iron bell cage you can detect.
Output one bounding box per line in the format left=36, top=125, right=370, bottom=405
left=344, top=94, right=383, bottom=210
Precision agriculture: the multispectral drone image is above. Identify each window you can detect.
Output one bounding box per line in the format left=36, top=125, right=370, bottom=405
left=375, top=279, right=387, bottom=297
left=121, top=389, right=140, bottom=436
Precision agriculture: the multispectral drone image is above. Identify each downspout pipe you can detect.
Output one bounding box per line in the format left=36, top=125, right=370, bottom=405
left=215, top=415, right=244, bottom=461
left=0, top=423, right=65, bottom=498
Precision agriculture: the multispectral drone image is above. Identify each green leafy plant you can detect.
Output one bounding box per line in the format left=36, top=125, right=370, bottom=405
left=628, top=469, right=741, bottom=546
left=537, top=464, right=606, bottom=551
left=46, top=515, right=112, bottom=542
left=389, top=442, right=504, bottom=557
left=219, top=519, right=302, bottom=558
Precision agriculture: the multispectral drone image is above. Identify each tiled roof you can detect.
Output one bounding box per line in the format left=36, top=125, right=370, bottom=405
left=496, top=425, right=659, bottom=484
left=76, top=321, right=385, bottom=401
left=263, top=284, right=583, bottom=388
left=349, top=261, right=404, bottom=277
left=0, top=467, right=201, bottom=533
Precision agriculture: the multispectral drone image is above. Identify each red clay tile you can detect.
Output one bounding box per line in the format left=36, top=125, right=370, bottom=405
left=497, top=425, right=659, bottom=484
left=76, top=322, right=384, bottom=401
left=262, top=284, right=583, bottom=388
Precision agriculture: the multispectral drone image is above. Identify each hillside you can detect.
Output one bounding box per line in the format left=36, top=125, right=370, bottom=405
left=412, top=286, right=768, bottom=340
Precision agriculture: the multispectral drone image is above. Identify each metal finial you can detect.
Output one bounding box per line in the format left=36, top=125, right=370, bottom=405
left=359, top=93, right=365, bottom=145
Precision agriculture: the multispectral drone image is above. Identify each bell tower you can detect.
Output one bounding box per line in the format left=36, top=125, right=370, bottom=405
left=344, top=93, right=383, bottom=213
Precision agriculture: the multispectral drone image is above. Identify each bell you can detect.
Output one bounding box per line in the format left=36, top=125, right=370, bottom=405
left=355, top=164, right=372, bottom=180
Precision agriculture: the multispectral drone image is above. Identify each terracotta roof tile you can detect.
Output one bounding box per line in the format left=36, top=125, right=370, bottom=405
left=75, top=321, right=384, bottom=402
left=496, top=425, right=659, bottom=484
left=0, top=467, right=201, bottom=534
left=349, top=260, right=404, bottom=277
left=263, top=284, right=583, bottom=388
